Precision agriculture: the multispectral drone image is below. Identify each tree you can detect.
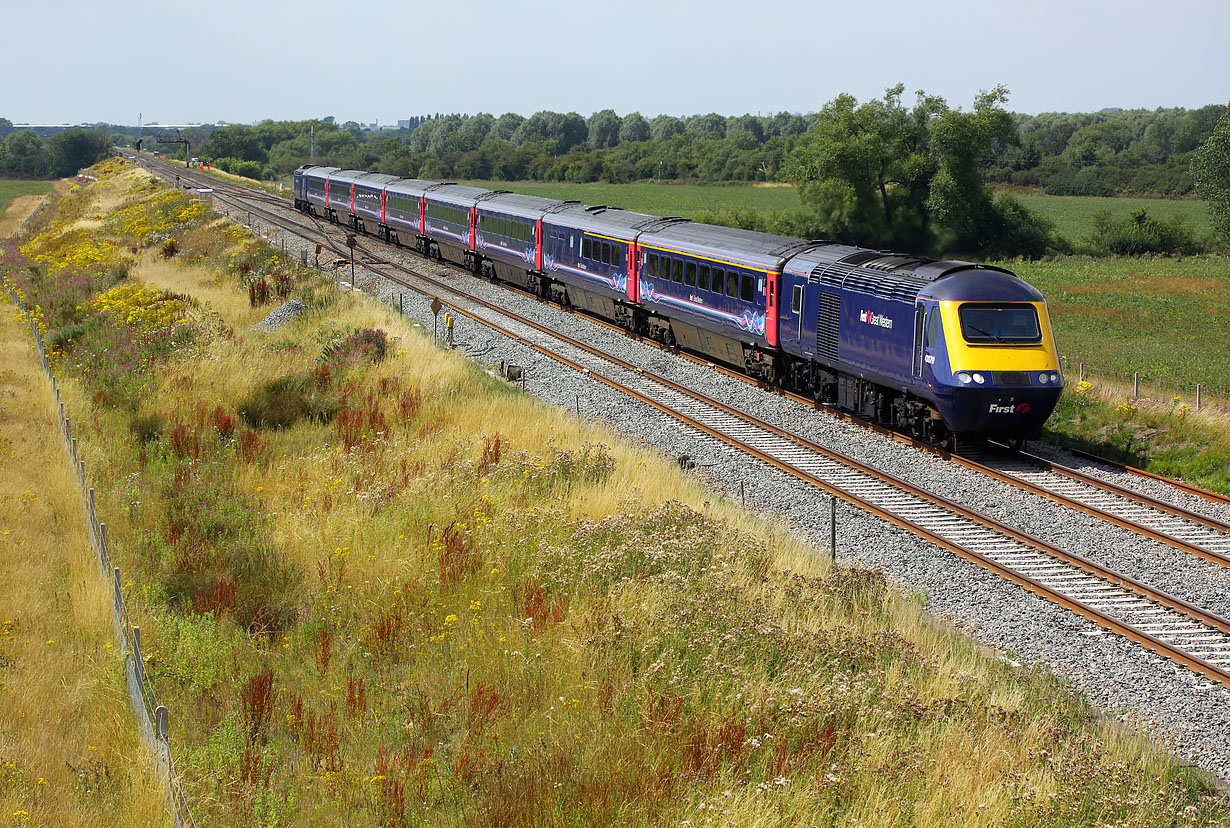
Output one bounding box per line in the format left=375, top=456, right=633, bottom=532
left=0, top=118, right=13, bottom=139
left=1192, top=109, right=1230, bottom=246
left=787, top=84, right=1055, bottom=257
left=1062, top=120, right=1134, bottom=167
left=650, top=115, right=684, bottom=142
left=686, top=113, right=727, bottom=140
left=785, top=85, right=940, bottom=251
left=0, top=131, right=50, bottom=177
left=490, top=112, right=525, bottom=141
left=48, top=129, right=111, bottom=177
left=618, top=112, right=650, bottom=143
left=587, top=109, right=621, bottom=149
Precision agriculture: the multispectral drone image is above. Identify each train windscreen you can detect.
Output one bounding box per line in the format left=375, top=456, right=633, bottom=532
left=957, top=303, right=1041, bottom=344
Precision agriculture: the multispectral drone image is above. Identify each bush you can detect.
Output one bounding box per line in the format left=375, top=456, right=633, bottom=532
left=320, top=328, right=388, bottom=371
left=1085, top=208, right=1204, bottom=256
left=238, top=374, right=338, bottom=430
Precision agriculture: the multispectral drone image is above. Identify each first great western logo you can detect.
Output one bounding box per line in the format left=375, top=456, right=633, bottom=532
left=859, top=310, right=893, bottom=329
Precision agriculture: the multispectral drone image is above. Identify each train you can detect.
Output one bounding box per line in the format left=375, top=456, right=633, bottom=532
left=293, top=164, right=1063, bottom=446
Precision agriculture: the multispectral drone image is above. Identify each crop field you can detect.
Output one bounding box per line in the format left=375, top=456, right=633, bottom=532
left=459, top=179, right=802, bottom=218
left=7, top=158, right=1230, bottom=826
left=1006, top=191, right=1213, bottom=245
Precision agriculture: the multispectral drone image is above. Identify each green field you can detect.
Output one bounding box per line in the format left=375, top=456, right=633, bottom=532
left=999, top=256, right=1230, bottom=393
left=461, top=180, right=1212, bottom=246
left=0, top=178, right=53, bottom=215
left=460, top=179, right=802, bottom=217
left=1007, top=191, right=1213, bottom=245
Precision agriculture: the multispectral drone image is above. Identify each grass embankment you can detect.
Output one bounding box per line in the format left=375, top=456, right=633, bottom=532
left=0, top=293, right=170, bottom=824
left=4, top=158, right=1230, bottom=826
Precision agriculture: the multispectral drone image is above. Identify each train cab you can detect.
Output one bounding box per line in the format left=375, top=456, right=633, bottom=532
left=915, top=269, right=1063, bottom=438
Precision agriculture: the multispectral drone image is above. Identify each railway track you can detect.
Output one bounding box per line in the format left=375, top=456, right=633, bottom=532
left=138, top=154, right=1230, bottom=689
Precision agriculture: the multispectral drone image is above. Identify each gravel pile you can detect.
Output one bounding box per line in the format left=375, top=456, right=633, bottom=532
left=252, top=299, right=307, bottom=331
left=217, top=192, right=1230, bottom=784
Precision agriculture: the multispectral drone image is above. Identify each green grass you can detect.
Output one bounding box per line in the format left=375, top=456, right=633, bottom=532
left=0, top=178, right=53, bottom=215
left=460, top=179, right=802, bottom=218
left=1002, top=190, right=1212, bottom=245
left=997, top=256, right=1230, bottom=393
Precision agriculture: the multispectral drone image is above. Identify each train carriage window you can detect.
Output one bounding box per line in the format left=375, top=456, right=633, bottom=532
left=582, top=238, right=592, bottom=259
left=648, top=253, right=658, bottom=277
left=699, top=265, right=710, bottom=291
left=726, top=270, right=739, bottom=298
left=613, top=245, right=622, bottom=267
left=791, top=284, right=803, bottom=313
left=672, top=259, right=684, bottom=283
left=741, top=274, right=754, bottom=302
left=601, top=242, right=611, bottom=265
left=685, top=261, right=696, bottom=287
left=712, top=268, right=724, bottom=294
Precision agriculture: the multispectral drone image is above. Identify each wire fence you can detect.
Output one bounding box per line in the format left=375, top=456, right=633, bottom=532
left=6, top=288, right=196, bottom=828
left=1060, top=356, right=1230, bottom=412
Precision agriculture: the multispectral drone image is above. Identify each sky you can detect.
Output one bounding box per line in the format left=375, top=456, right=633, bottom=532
left=3, top=0, right=1228, bottom=126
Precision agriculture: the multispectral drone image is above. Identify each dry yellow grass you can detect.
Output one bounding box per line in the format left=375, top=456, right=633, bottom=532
left=0, top=303, right=170, bottom=826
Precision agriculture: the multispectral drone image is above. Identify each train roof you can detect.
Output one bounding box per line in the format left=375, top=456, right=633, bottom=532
left=479, top=192, right=570, bottom=218
left=919, top=268, right=1042, bottom=302
left=423, top=183, right=497, bottom=206
left=385, top=178, right=442, bottom=196
left=323, top=169, right=369, bottom=182
left=544, top=202, right=683, bottom=238
left=639, top=222, right=814, bottom=273
left=298, top=165, right=340, bottom=178
left=782, top=244, right=1021, bottom=303
left=352, top=172, right=402, bottom=188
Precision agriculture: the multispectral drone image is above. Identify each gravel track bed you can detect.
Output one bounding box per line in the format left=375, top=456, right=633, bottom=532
left=199, top=183, right=1230, bottom=783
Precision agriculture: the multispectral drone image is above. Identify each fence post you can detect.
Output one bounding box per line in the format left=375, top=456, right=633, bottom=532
left=1197, top=384, right=1202, bottom=411
left=830, top=496, right=837, bottom=561
left=1133, top=372, right=1139, bottom=398
left=1079, top=362, right=1084, bottom=382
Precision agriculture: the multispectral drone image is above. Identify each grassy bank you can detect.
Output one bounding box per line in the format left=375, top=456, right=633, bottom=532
left=4, top=158, right=1230, bottom=826
left=0, top=285, right=170, bottom=825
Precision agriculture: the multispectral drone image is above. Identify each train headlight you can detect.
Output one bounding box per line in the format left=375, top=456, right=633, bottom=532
left=956, top=372, right=972, bottom=384
left=1050, top=372, right=1060, bottom=384
left=972, top=372, right=986, bottom=384
left=1038, top=372, right=1050, bottom=384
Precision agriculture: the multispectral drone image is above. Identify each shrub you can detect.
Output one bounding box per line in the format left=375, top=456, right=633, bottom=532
left=1085, top=208, right=1204, bottom=256
left=320, top=328, right=388, bottom=372
left=238, top=374, right=338, bottom=429
left=130, top=411, right=165, bottom=445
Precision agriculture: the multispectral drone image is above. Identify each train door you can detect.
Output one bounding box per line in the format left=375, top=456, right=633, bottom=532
left=911, top=302, right=925, bottom=379
left=778, top=270, right=809, bottom=355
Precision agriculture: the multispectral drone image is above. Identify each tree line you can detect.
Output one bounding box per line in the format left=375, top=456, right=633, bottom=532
left=0, top=120, right=112, bottom=179
left=5, top=92, right=1228, bottom=259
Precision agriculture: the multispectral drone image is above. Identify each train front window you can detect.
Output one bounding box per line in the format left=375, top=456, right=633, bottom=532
left=958, top=303, right=1042, bottom=344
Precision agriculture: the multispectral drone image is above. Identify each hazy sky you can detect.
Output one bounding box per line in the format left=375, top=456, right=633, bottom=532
left=5, top=0, right=1228, bottom=125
